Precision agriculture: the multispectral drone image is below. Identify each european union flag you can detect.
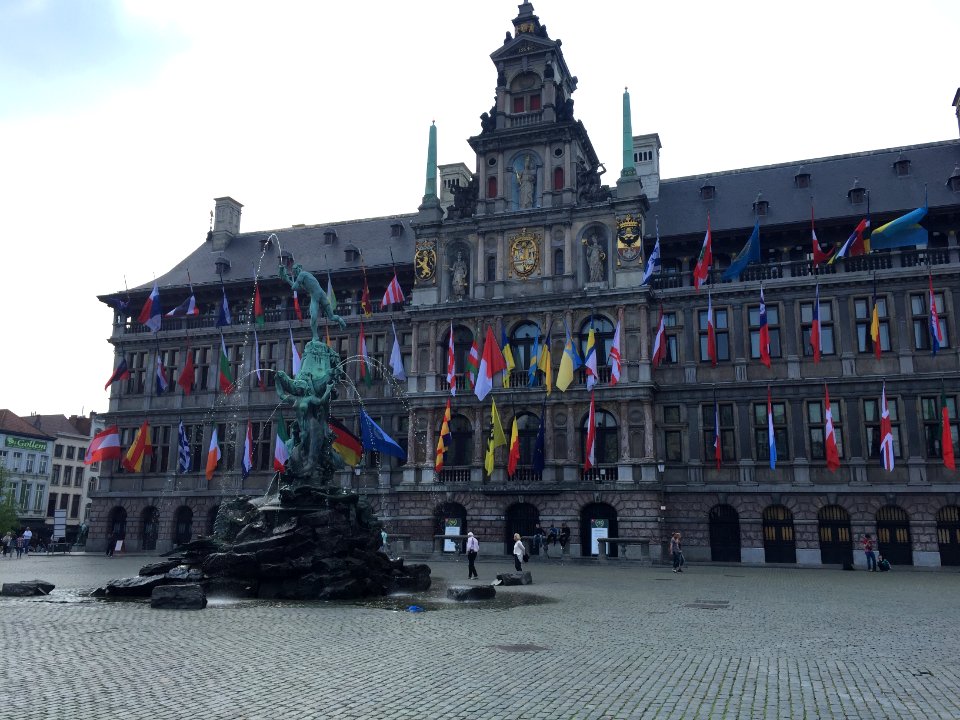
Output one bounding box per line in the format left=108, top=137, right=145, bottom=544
left=359, top=410, right=407, bottom=461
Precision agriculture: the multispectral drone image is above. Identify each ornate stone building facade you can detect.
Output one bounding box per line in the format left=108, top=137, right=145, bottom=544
left=92, top=3, right=960, bottom=567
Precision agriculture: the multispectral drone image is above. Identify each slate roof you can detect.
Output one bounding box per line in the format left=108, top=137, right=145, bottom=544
left=653, top=139, right=960, bottom=238
left=27, top=414, right=88, bottom=439
left=0, top=410, right=55, bottom=441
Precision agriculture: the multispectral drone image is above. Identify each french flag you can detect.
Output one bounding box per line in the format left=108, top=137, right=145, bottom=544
left=155, top=356, right=169, bottom=395
left=138, top=282, right=162, bottom=332
left=166, top=293, right=199, bottom=317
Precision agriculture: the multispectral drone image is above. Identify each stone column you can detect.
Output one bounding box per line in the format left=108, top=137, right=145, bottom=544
left=424, top=408, right=436, bottom=481
left=410, top=321, right=420, bottom=375
left=637, top=304, right=648, bottom=361
left=427, top=321, right=437, bottom=374
left=643, top=401, right=655, bottom=459
left=566, top=403, right=577, bottom=462
left=544, top=404, right=554, bottom=481
left=473, top=407, right=486, bottom=466
left=497, top=232, right=506, bottom=281
left=619, top=400, right=631, bottom=461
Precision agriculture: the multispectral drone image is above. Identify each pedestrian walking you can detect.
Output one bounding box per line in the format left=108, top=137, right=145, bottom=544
left=1, top=532, right=10, bottom=558
left=105, top=534, right=116, bottom=557
left=670, top=532, right=685, bottom=573
left=532, top=523, right=545, bottom=557
left=862, top=533, right=877, bottom=572
left=15, top=535, right=24, bottom=559
left=466, top=532, right=479, bottom=579
left=512, top=533, right=527, bottom=572
left=559, top=523, right=571, bottom=552
left=22, top=527, right=32, bottom=555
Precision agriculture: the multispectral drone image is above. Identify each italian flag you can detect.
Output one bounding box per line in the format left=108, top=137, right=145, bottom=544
left=273, top=416, right=290, bottom=472
left=218, top=336, right=234, bottom=393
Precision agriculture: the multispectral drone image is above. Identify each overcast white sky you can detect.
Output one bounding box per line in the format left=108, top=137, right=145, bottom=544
left=1, top=0, right=958, bottom=419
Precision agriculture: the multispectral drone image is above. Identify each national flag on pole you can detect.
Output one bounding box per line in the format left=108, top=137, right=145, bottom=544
left=466, top=336, right=481, bottom=391
left=608, top=320, right=623, bottom=385
left=641, top=220, right=661, bottom=285
left=693, top=215, right=712, bottom=290
left=216, top=286, right=231, bottom=327
left=831, top=217, right=870, bottom=263
left=869, top=204, right=928, bottom=251
left=104, top=357, right=130, bottom=391
left=217, top=336, right=234, bottom=393
left=155, top=355, right=169, bottom=395
left=84, top=425, right=121, bottom=465
left=824, top=384, right=840, bottom=472
left=758, top=286, right=771, bottom=368
left=929, top=275, right=944, bottom=356
left=871, top=286, right=882, bottom=360
left=292, top=290, right=303, bottom=321
left=138, top=282, right=162, bottom=332
left=532, top=399, right=547, bottom=474
left=360, top=275, right=373, bottom=317
left=241, top=420, right=253, bottom=480
left=714, top=401, right=722, bottom=469
left=880, top=382, right=895, bottom=472
left=475, top=325, right=506, bottom=401
left=810, top=281, right=822, bottom=364
left=584, top=326, right=599, bottom=390
left=527, top=329, right=541, bottom=388
left=178, top=349, right=195, bottom=395
left=389, top=321, right=406, bottom=381
left=326, top=269, right=337, bottom=314
left=652, top=305, right=666, bottom=369
left=253, top=331, right=265, bottom=390
left=584, top=391, right=596, bottom=472
left=253, top=284, right=265, bottom=327
left=811, top=208, right=835, bottom=266
left=205, top=426, right=221, bottom=481
left=382, top=273, right=405, bottom=308
left=721, top=217, right=761, bottom=281
left=484, top=398, right=507, bottom=475
left=290, top=328, right=301, bottom=375
left=941, top=393, right=956, bottom=471
left=767, top=386, right=777, bottom=470
left=706, top=291, right=717, bottom=367
left=537, top=331, right=553, bottom=395
left=358, top=322, right=371, bottom=387
left=273, top=415, right=290, bottom=472
left=329, top=418, right=363, bottom=467
left=359, top=410, right=406, bottom=461
left=435, top=398, right=452, bottom=473
left=166, top=293, right=199, bottom=317
left=507, top=417, right=520, bottom=477
left=177, top=420, right=191, bottom=474
left=446, top=322, right=457, bottom=395
left=121, top=421, right=152, bottom=473
left=501, top=327, right=516, bottom=388
left=556, top=321, right=581, bottom=393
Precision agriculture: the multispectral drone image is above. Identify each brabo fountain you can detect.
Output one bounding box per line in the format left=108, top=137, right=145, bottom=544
left=100, top=258, right=431, bottom=604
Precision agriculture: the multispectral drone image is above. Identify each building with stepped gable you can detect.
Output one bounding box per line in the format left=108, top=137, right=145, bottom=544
left=93, top=3, right=960, bottom=567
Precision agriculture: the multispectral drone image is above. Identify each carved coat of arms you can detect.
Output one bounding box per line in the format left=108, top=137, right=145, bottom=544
left=508, top=228, right=540, bottom=278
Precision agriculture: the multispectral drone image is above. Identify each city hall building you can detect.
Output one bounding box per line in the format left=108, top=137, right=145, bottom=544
left=92, top=3, right=960, bottom=567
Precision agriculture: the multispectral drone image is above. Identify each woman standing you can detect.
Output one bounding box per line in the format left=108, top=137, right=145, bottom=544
left=670, top=532, right=684, bottom=573
left=512, top=533, right=526, bottom=572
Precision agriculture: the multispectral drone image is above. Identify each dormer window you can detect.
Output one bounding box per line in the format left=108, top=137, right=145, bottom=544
left=847, top=181, right=867, bottom=204
left=948, top=165, right=960, bottom=192
left=214, top=256, right=231, bottom=275
left=260, top=236, right=273, bottom=251
left=794, top=171, right=811, bottom=189
left=344, top=245, right=360, bottom=263
left=391, top=222, right=404, bottom=238
left=278, top=250, right=294, bottom=267
left=700, top=184, right=716, bottom=201
left=753, top=199, right=769, bottom=216
left=893, top=157, right=911, bottom=177
left=323, top=230, right=338, bottom=245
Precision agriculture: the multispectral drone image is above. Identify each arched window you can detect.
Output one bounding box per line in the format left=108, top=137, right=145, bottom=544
left=515, top=412, right=541, bottom=466
left=510, top=322, right=542, bottom=385
left=581, top=409, right=618, bottom=465
left=448, top=415, right=473, bottom=466
left=108, top=506, right=127, bottom=540
left=173, top=506, right=193, bottom=547
left=553, top=166, right=564, bottom=190
left=579, top=316, right=616, bottom=375
left=141, top=506, right=159, bottom=551
left=553, top=248, right=564, bottom=276
left=487, top=176, right=497, bottom=199
left=442, top=325, right=474, bottom=393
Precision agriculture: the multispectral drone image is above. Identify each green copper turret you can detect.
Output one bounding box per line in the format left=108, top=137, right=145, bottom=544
left=423, top=121, right=438, bottom=202
left=621, top=88, right=636, bottom=178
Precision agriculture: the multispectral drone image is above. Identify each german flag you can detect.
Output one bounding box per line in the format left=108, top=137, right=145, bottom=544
left=329, top=418, right=362, bottom=466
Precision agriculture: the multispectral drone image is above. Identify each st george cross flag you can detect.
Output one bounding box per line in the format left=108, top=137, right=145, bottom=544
left=216, top=286, right=231, bottom=327
left=641, top=219, right=661, bottom=285
left=84, top=425, right=121, bottom=465
left=929, top=275, right=944, bottom=356
left=446, top=322, right=456, bottom=395
left=138, top=282, right=162, bottom=332
left=652, top=305, right=666, bottom=368
left=693, top=215, right=713, bottom=290
left=474, top=325, right=506, bottom=401
left=608, top=320, right=622, bottom=385
left=155, top=355, right=169, bottom=395
left=178, top=349, right=195, bottom=395
left=241, top=420, right=253, bottom=480
left=218, top=336, right=234, bottom=393
left=767, top=387, right=777, bottom=470
left=358, top=322, right=372, bottom=387
left=289, top=328, right=301, bottom=375
left=583, top=391, right=596, bottom=472
left=810, top=282, right=822, bottom=364
left=382, top=273, right=405, bottom=308
left=205, top=426, right=221, bottom=481
left=390, top=322, right=406, bottom=381
left=824, top=384, right=840, bottom=472
left=166, top=293, right=198, bottom=317
left=584, top=326, right=599, bottom=390
left=758, top=286, right=771, bottom=368
left=706, top=291, right=717, bottom=367
left=274, top=415, right=290, bottom=472
left=466, top=337, right=481, bottom=391
left=880, top=382, right=895, bottom=472
left=177, top=421, right=191, bottom=474
left=104, top=357, right=130, bottom=390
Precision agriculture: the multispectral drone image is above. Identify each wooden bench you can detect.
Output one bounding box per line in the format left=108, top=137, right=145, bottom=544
left=595, top=537, right=651, bottom=562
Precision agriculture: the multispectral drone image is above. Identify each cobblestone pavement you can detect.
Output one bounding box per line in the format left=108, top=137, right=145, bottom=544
left=1, top=553, right=959, bottom=719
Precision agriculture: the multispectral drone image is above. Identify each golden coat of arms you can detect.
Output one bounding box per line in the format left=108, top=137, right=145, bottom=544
left=616, top=214, right=644, bottom=265
left=508, top=228, right=540, bottom=278
left=414, top=241, right=437, bottom=282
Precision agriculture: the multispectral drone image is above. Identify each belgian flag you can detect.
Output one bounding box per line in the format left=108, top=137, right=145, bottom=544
left=329, top=417, right=362, bottom=467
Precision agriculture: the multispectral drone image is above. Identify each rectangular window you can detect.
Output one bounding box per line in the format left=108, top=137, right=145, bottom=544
left=227, top=345, right=243, bottom=387
left=260, top=342, right=278, bottom=388
left=194, top=346, right=211, bottom=391
left=159, top=347, right=179, bottom=388
left=921, top=396, right=959, bottom=460
left=216, top=423, right=237, bottom=471
left=38, top=456, right=47, bottom=475
left=63, top=466, right=72, bottom=485
left=54, top=444, right=63, bottom=458
left=183, top=424, right=204, bottom=473
left=800, top=300, right=835, bottom=357
left=702, top=404, right=736, bottom=462
left=65, top=446, right=75, bottom=460
left=126, top=351, right=148, bottom=394
left=47, top=493, right=57, bottom=517
left=529, top=94, right=541, bottom=111
left=74, top=467, right=83, bottom=488
left=0, top=450, right=6, bottom=468
left=251, top=422, right=272, bottom=472
left=807, top=400, right=844, bottom=460
left=59, top=493, right=69, bottom=510
left=51, top=465, right=61, bottom=485
left=910, top=292, right=950, bottom=351
left=70, top=494, right=81, bottom=519
left=25, top=454, right=35, bottom=473
left=749, top=304, right=782, bottom=360
left=698, top=307, right=729, bottom=362
left=864, top=397, right=901, bottom=459
left=663, top=405, right=682, bottom=462
left=149, top=426, right=171, bottom=474
left=753, top=401, right=790, bottom=461
left=11, top=452, right=21, bottom=471
left=855, top=297, right=890, bottom=354
left=662, top=311, right=681, bottom=364
left=513, top=96, right=525, bottom=113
